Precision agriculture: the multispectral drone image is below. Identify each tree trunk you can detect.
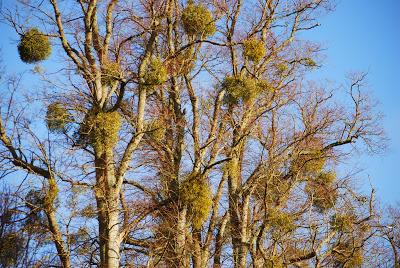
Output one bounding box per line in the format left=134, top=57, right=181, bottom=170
left=95, top=152, right=121, bottom=268
left=176, top=207, right=189, bottom=267
left=96, top=195, right=121, bottom=268
left=228, top=143, right=249, bottom=268
left=107, top=197, right=121, bottom=267
left=46, top=210, right=71, bottom=268
left=192, top=230, right=202, bottom=268
left=238, top=195, right=251, bottom=268
left=228, top=155, right=247, bottom=268
left=192, top=229, right=210, bottom=268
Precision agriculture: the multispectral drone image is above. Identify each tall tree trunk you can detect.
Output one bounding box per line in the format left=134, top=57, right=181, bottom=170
left=106, top=195, right=121, bottom=267
left=177, top=207, right=189, bottom=267
left=228, top=134, right=250, bottom=268
left=95, top=151, right=121, bottom=268
left=96, top=193, right=121, bottom=268
left=228, top=155, right=246, bottom=268
left=96, top=198, right=108, bottom=266
left=43, top=177, right=71, bottom=268
left=238, top=195, right=251, bottom=268
left=192, top=230, right=202, bottom=268
left=164, top=206, right=189, bottom=268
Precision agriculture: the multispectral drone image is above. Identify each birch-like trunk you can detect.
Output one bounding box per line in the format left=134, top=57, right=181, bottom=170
left=228, top=146, right=250, bottom=268
left=95, top=150, right=121, bottom=268
left=228, top=155, right=245, bottom=268
left=176, top=207, right=189, bottom=267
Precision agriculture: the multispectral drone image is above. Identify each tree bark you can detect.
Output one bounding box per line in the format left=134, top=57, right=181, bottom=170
left=176, top=207, right=189, bottom=267
left=46, top=210, right=71, bottom=268
left=95, top=151, right=121, bottom=268
left=228, top=154, right=246, bottom=268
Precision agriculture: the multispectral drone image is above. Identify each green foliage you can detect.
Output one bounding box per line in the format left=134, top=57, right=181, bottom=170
left=291, top=136, right=329, bottom=176
left=265, top=257, right=284, bottom=268
left=302, top=57, right=317, bottom=67
left=43, top=178, right=59, bottom=211
left=284, top=246, right=312, bottom=267
left=291, top=150, right=326, bottom=174
left=313, top=188, right=337, bottom=212
left=79, top=111, right=122, bottom=155
left=24, top=190, right=48, bottom=234
left=77, top=110, right=96, bottom=145
left=18, top=28, right=51, bottom=63
left=180, top=174, right=212, bottom=229
left=0, top=232, right=25, bottom=267
left=70, top=227, right=89, bottom=245
left=143, top=58, right=168, bottom=88
left=331, top=213, right=356, bottom=233
left=275, top=62, right=289, bottom=74
left=243, top=38, right=266, bottom=63
left=222, top=76, right=271, bottom=104
left=333, top=241, right=364, bottom=267
left=91, top=112, right=121, bottom=155
left=315, top=170, right=336, bottom=185
left=46, top=102, right=71, bottom=133
left=146, top=119, right=166, bottom=142
left=70, top=227, right=91, bottom=255
left=25, top=189, right=45, bottom=210
left=181, top=3, right=215, bottom=37
left=101, top=61, right=121, bottom=86
left=257, top=79, right=274, bottom=92
left=254, top=175, right=290, bottom=205
left=305, top=171, right=338, bottom=212
left=267, top=208, right=295, bottom=234
left=224, top=160, right=239, bottom=177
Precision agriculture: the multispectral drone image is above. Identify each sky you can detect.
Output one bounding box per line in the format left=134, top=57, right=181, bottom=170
left=302, top=0, right=400, bottom=204
left=0, top=0, right=399, bottom=204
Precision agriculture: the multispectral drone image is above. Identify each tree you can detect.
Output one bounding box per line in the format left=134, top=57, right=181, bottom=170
left=372, top=204, right=400, bottom=268
left=0, top=0, right=387, bottom=267
left=0, top=184, right=53, bottom=268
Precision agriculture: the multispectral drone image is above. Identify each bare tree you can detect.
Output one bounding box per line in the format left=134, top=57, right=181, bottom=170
left=0, top=0, right=388, bottom=267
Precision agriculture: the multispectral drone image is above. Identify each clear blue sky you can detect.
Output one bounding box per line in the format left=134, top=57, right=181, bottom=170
left=306, top=0, right=400, bottom=204
left=0, top=0, right=399, bottom=204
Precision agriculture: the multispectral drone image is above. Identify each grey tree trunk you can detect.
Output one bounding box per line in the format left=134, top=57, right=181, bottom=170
left=176, top=207, right=189, bottom=267
left=95, top=151, right=122, bottom=268
left=107, top=197, right=121, bottom=267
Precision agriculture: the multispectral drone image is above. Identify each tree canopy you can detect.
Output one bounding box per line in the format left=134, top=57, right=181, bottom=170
left=0, top=0, right=396, bottom=267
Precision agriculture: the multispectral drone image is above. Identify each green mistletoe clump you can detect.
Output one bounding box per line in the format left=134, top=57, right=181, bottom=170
left=222, top=76, right=271, bottom=104
left=181, top=3, right=215, bottom=37
left=145, top=119, right=166, bottom=142
left=143, top=57, right=168, bottom=88
left=18, top=28, right=51, bottom=63
left=305, top=171, right=338, bottom=212
left=180, top=174, right=213, bottom=229
left=101, top=62, right=121, bottom=86
left=243, top=38, right=266, bottom=63
left=333, top=241, right=364, bottom=267
left=46, top=102, right=71, bottom=133
left=78, top=110, right=121, bottom=155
